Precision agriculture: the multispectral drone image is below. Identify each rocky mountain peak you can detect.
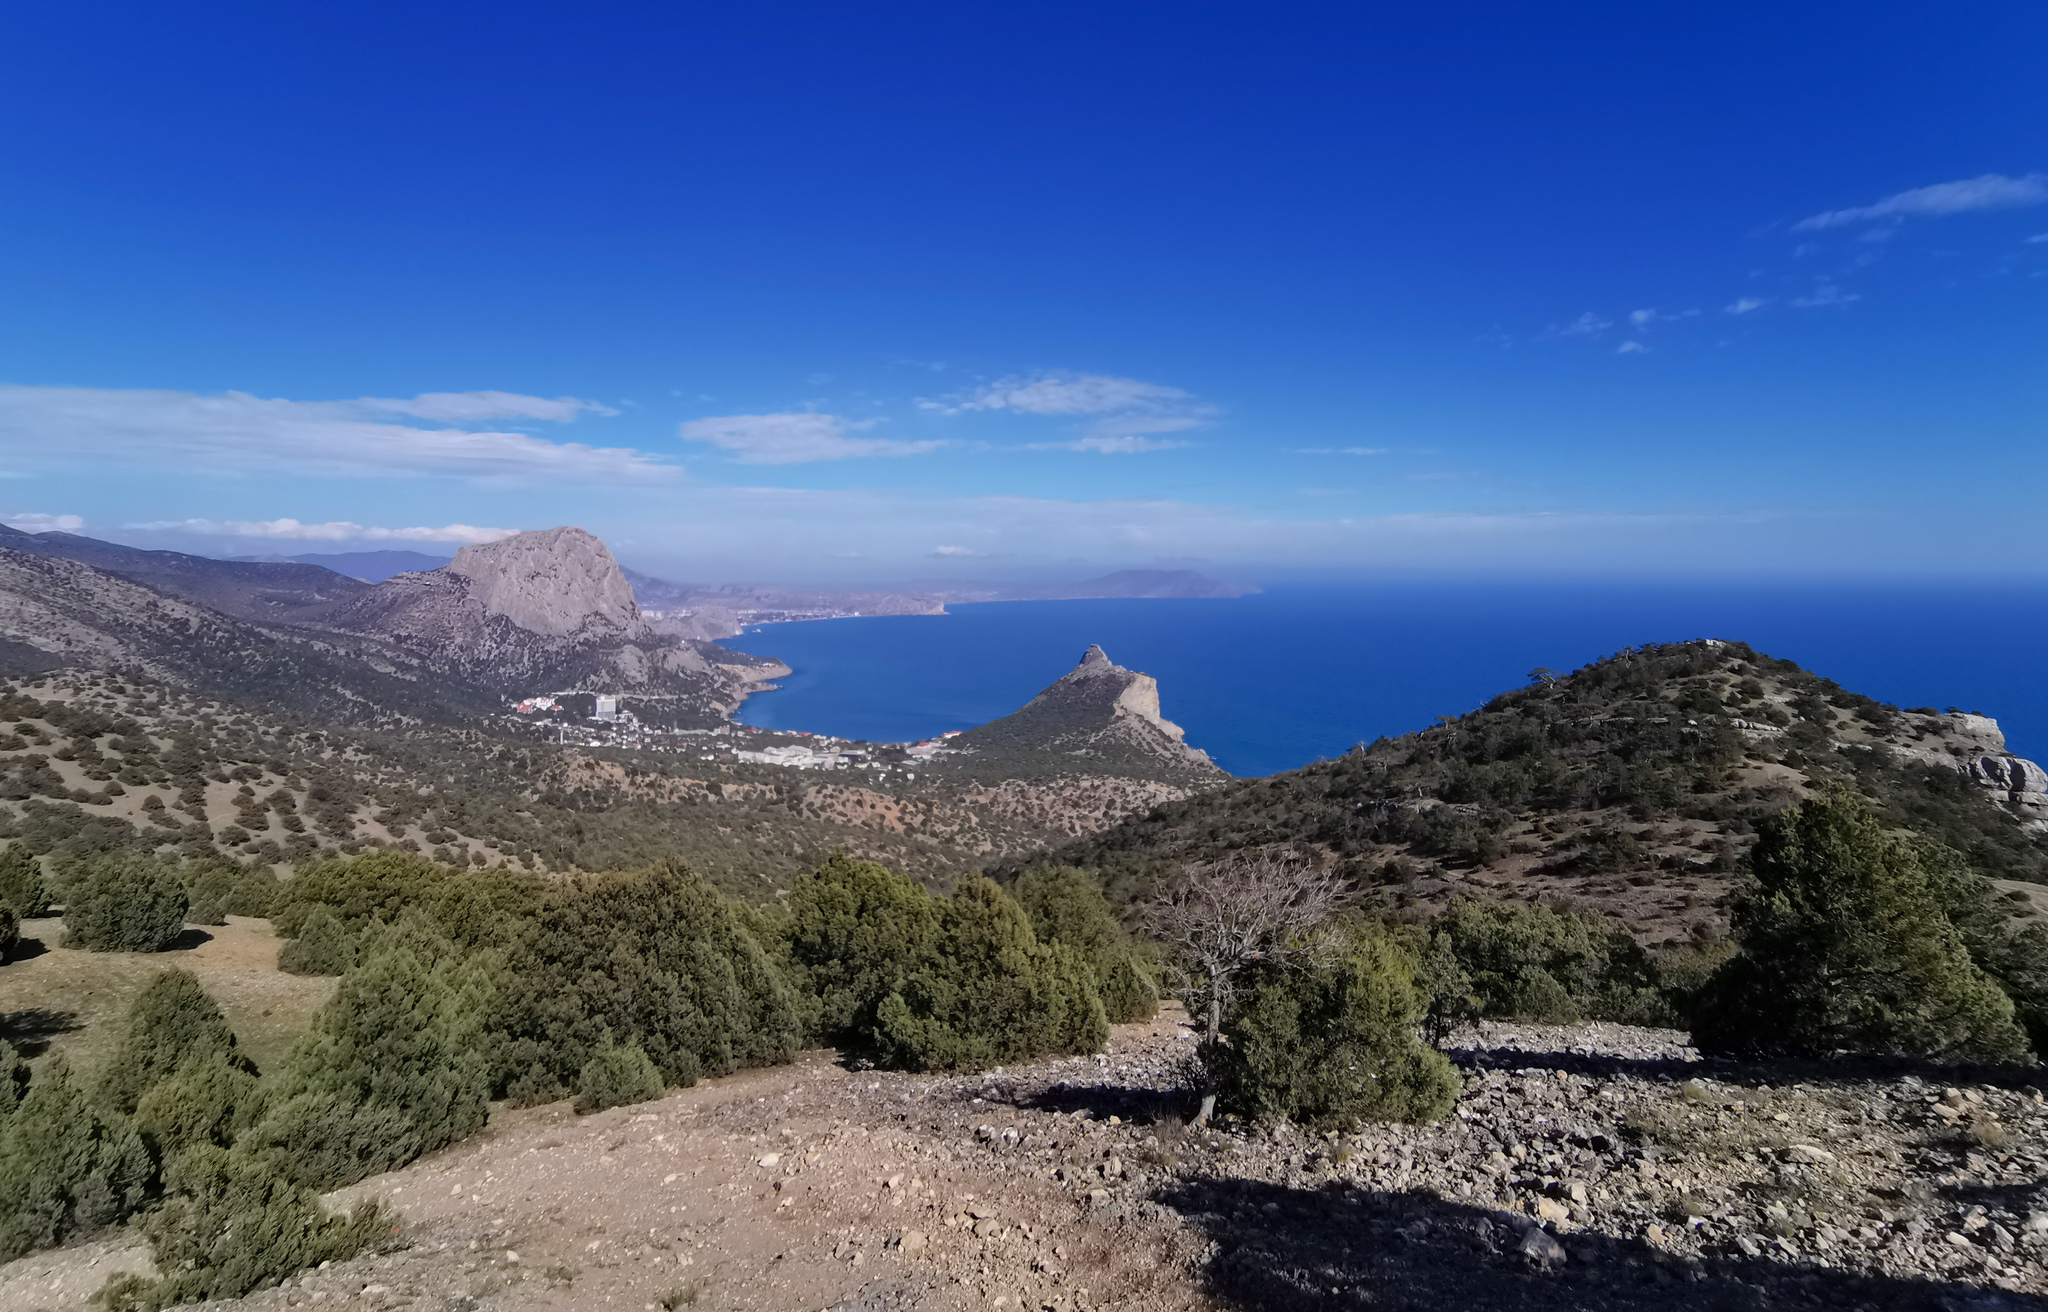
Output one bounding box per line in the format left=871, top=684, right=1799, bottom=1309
left=954, top=643, right=1220, bottom=781
left=444, top=526, right=641, bottom=638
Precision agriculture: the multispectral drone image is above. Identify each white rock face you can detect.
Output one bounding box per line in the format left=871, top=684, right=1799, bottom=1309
left=445, top=527, right=641, bottom=638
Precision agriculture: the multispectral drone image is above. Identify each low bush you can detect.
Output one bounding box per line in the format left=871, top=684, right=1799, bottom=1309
left=96, top=970, right=256, bottom=1117
left=495, top=862, right=804, bottom=1101
left=0, top=1041, right=28, bottom=1116
left=1015, top=866, right=1158, bottom=1024
left=100, top=1145, right=390, bottom=1311
left=62, top=856, right=188, bottom=952
left=276, top=905, right=357, bottom=977
left=783, top=853, right=939, bottom=1042
left=0, top=1056, right=153, bottom=1260
left=575, top=1037, right=664, bottom=1114
left=248, top=924, right=493, bottom=1189
left=1692, top=787, right=2029, bottom=1060
left=270, top=850, right=454, bottom=938
left=1422, top=899, right=1669, bottom=1029
left=0, top=844, right=50, bottom=916
left=0, top=905, right=16, bottom=964
left=872, top=878, right=1108, bottom=1071
left=1214, top=930, right=1459, bottom=1128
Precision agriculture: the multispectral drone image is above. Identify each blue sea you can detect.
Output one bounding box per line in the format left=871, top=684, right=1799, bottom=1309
left=727, top=582, right=2048, bottom=778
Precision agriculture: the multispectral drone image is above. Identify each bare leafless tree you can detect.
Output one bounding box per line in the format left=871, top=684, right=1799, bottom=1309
left=1144, top=852, right=1348, bottom=1124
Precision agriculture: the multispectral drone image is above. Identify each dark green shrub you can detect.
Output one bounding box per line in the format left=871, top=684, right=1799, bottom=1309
left=784, top=853, right=939, bottom=1041
left=248, top=924, right=492, bottom=1189
left=872, top=878, right=1108, bottom=1071
left=0, top=905, right=16, bottom=964
left=0, top=1041, right=28, bottom=1117
left=1215, top=931, right=1459, bottom=1128
left=276, top=906, right=356, bottom=977
left=574, top=1037, right=664, bottom=1114
left=496, top=863, right=802, bottom=1098
left=62, top=856, right=188, bottom=952
left=270, top=850, right=455, bottom=938
left=1015, top=866, right=1158, bottom=1024
left=0, top=1055, right=153, bottom=1259
left=101, top=1144, right=390, bottom=1310
left=1693, top=788, right=2029, bottom=1060
left=0, top=844, right=50, bottom=916
left=1424, top=899, right=1668, bottom=1026
left=96, top=970, right=255, bottom=1117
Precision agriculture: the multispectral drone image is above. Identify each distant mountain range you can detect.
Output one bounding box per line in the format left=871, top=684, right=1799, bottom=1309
left=231, top=549, right=453, bottom=582
left=0, top=525, right=1243, bottom=761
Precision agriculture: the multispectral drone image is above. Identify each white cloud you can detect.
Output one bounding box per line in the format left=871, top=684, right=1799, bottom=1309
left=930, top=373, right=1201, bottom=417
left=1548, top=312, right=1612, bottom=339
left=1628, top=308, right=1699, bottom=327
left=1024, top=433, right=1190, bottom=455
left=1725, top=297, right=1769, bottom=315
left=928, top=545, right=986, bottom=557
left=0, top=386, right=665, bottom=482
left=135, top=518, right=519, bottom=544
left=356, top=392, right=618, bottom=423
left=3, top=512, right=84, bottom=533
left=1791, top=284, right=1860, bottom=309
left=1296, top=447, right=1389, bottom=456
left=1616, top=340, right=1649, bottom=355
left=677, top=412, right=945, bottom=464
left=2028, top=233, right=2048, bottom=244
left=923, top=371, right=1217, bottom=452
left=1791, top=173, right=2048, bottom=231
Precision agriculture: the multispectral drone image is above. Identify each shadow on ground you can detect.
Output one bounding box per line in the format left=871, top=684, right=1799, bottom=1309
left=0, top=1007, right=82, bottom=1056
left=1157, top=1175, right=2045, bottom=1312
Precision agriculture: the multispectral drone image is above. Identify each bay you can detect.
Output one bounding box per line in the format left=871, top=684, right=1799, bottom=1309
left=727, top=581, right=2048, bottom=778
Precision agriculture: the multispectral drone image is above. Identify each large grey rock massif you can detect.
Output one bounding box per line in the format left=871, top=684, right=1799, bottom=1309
left=321, top=527, right=787, bottom=719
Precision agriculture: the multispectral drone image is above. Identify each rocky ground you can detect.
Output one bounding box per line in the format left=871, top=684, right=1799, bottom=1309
left=5, top=1008, right=2048, bottom=1312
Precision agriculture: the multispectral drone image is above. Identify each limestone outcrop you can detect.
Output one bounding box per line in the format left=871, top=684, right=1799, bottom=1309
left=445, top=526, right=643, bottom=639
left=954, top=644, right=1222, bottom=782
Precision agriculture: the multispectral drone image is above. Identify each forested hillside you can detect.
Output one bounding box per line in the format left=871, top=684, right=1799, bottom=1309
left=1003, top=640, right=2048, bottom=944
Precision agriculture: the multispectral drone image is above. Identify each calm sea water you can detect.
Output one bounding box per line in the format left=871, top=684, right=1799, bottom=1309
left=727, top=582, right=2048, bottom=778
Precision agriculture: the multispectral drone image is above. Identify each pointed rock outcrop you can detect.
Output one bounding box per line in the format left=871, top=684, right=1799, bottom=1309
left=954, top=645, right=1222, bottom=781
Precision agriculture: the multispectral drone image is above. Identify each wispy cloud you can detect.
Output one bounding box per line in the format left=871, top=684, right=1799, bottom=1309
left=1546, top=312, right=1612, bottom=339
left=1629, top=308, right=1699, bottom=327
left=2028, top=233, right=2048, bottom=245
left=0, top=387, right=662, bottom=482
left=1725, top=297, right=1769, bottom=315
left=134, top=518, right=519, bottom=544
left=2, top=512, right=84, bottom=533
left=677, top=412, right=945, bottom=464
left=1616, top=340, right=1649, bottom=355
left=1295, top=447, right=1389, bottom=456
left=1791, top=284, right=1860, bottom=309
left=1791, top=173, right=2048, bottom=232
left=927, top=545, right=986, bottom=557
left=923, top=372, right=1216, bottom=452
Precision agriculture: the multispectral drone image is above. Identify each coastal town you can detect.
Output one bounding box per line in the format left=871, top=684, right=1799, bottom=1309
left=508, top=691, right=965, bottom=771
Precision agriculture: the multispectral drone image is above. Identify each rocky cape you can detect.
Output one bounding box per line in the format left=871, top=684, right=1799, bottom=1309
left=944, top=644, right=1225, bottom=785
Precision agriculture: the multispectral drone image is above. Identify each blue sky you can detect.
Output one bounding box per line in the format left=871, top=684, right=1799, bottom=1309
left=2, top=1, right=2044, bottom=584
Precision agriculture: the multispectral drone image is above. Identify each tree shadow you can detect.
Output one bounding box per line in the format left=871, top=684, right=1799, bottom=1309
left=162, top=927, right=215, bottom=952
left=980, top=1073, right=1187, bottom=1125
left=2, top=933, right=50, bottom=962
left=1155, top=1175, right=2045, bottom=1312
left=0, top=1007, right=83, bottom=1057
